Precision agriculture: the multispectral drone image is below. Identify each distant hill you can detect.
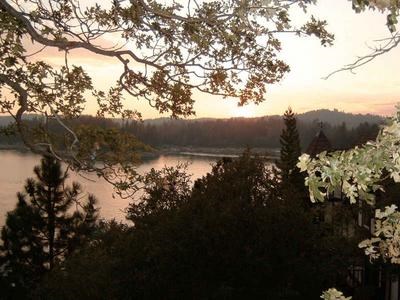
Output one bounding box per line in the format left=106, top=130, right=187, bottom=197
left=0, top=114, right=42, bottom=127
left=296, top=109, right=385, bottom=128
left=140, top=109, right=385, bottom=128
left=0, top=115, right=14, bottom=127
left=142, top=117, right=216, bottom=126
left=0, top=109, right=385, bottom=128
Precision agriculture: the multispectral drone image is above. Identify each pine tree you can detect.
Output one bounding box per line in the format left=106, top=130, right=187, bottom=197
left=0, top=154, right=98, bottom=295
left=277, top=107, right=311, bottom=208
left=279, top=107, right=302, bottom=182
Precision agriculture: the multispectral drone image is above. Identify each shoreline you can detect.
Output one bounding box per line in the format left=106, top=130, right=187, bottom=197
left=0, top=145, right=280, bottom=161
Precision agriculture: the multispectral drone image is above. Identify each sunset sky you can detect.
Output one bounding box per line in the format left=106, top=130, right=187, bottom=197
left=36, top=0, right=400, bottom=119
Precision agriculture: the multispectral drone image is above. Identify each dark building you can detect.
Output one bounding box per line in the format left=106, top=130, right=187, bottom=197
left=306, top=125, right=332, bottom=157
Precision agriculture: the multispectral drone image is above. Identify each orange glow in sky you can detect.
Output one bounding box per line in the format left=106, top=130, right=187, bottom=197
left=28, top=0, right=400, bottom=119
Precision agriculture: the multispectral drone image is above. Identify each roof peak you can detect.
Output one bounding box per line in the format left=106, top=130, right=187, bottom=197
left=306, top=126, right=332, bottom=157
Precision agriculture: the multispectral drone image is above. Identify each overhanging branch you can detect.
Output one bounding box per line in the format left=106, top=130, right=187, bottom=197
left=323, top=33, right=400, bottom=79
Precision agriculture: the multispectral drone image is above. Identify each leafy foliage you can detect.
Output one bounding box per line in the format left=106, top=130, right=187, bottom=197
left=299, top=108, right=400, bottom=297
left=351, top=0, right=400, bottom=32
left=297, top=110, right=400, bottom=205
left=321, top=288, right=352, bottom=300
left=358, top=204, right=400, bottom=263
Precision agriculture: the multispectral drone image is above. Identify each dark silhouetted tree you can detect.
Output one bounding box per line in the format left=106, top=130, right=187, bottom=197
left=0, top=154, right=98, bottom=297
left=39, top=152, right=359, bottom=300
left=126, top=164, right=191, bottom=228
left=278, top=107, right=307, bottom=200
left=279, top=107, right=301, bottom=179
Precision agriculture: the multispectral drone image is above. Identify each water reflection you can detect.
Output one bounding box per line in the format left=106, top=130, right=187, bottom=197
left=0, top=150, right=216, bottom=225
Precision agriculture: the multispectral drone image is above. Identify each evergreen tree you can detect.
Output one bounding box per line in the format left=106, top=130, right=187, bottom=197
left=0, top=154, right=98, bottom=296
left=279, top=107, right=302, bottom=182
left=277, top=107, right=311, bottom=211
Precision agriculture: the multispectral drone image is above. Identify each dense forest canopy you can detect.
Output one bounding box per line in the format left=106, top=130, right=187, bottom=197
left=0, top=109, right=383, bottom=152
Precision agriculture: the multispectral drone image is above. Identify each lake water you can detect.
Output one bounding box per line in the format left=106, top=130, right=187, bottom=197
left=0, top=150, right=218, bottom=225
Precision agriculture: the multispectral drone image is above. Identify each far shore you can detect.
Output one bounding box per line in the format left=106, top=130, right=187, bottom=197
left=0, top=145, right=280, bottom=161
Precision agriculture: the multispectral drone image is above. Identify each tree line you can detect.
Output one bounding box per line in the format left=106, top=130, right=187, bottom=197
left=124, top=117, right=381, bottom=150
left=0, top=114, right=382, bottom=152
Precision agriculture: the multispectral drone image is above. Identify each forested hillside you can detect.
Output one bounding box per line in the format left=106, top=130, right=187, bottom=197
left=0, top=109, right=384, bottom=151
left=125, top=109, right=384, bottom=150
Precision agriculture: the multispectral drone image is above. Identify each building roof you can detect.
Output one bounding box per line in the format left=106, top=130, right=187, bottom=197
left=306, top=130, right=332, bottom=157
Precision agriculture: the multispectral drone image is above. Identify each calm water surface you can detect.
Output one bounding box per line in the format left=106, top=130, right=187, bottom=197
left=0, top=150, right=216, bottom=225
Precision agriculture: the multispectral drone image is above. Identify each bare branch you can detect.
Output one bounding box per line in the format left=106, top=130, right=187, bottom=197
left=323, top=33, right=400, bottom=79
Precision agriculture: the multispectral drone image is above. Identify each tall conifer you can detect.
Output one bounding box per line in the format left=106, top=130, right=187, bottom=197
left=0, top=154, right=98, bottom=295
left=279, top=107, right=302, bottom=181
left=278, top=107, right=310, bottom=208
